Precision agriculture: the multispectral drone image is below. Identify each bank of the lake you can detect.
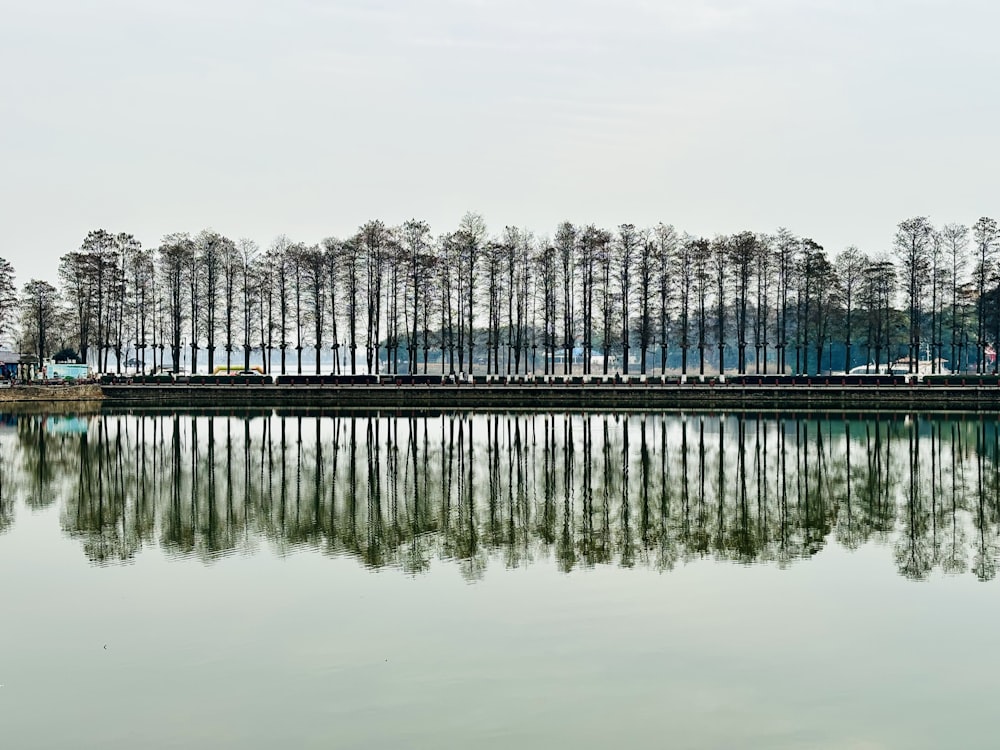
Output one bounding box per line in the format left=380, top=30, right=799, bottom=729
left=4, top=381, right=1000, bottom=411
left=0, top=383, right=104, bottom=404
left=94, top=382, right=1000, bottom=411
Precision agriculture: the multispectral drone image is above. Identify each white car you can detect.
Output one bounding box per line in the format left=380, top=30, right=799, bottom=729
left=848, top=364, right=883, bottom=375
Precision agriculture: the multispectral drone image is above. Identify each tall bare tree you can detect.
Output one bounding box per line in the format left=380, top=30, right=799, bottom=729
left=20, top=280, right=59, bottom=368
left=617, top=224, right=640, bottom=374
left=940, top=223, right=969, bottom=372
left=301, top=244, right=326, bottom=375
left=972, top=217, right=998, bottom=373
left=774, top=228, right=798, bottom=373
left=753, top=233, right=773, bottom=373
left=321, top=237, right=342, bottom=374
left=217, top=235, right=239, bottom=373
left=456, top=213, right=486, bottom=375
left=577, top=226, right=603, bottom=375
left=654, top=224, right=677, bottom=373
left=555, top=222, right=576, bottom=374
left=835, top=246, right=867, bottom=372
left=727, top=231, right=757, bottom=374
left=127, top=246, right=155, bottom=373
left=691, top=238, right=712, bottom=376
left=635, top=231, right=655, bottom=375
left=57, top=252, right=94, bottom=364
left=237, top=238, right=259, bottom=372
left=269, top=235, right=293, bottom=374
left=0, top=257, right=15, bottom=350
left=673, top=235, right=697, bottom=375
left=158, top=234, right=193, bottom=373
left=894, top=216, right=933, bottom=372
left=711, top=236, right=728, bottom=374
left=360, top=221, right=389, bottom=374
left=401, top=220, right=432, bottom=374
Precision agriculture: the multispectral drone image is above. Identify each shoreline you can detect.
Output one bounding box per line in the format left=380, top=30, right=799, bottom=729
left=3, top=382, right=1000, bottom=412
left=100, top=383, right=1000, bottom=412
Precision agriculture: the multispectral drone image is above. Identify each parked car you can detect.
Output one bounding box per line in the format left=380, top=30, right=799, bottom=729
left=848, top=363, right=885, bottom=375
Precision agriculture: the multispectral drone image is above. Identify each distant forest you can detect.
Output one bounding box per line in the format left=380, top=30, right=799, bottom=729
left=2, top=214, right=999, bottom=376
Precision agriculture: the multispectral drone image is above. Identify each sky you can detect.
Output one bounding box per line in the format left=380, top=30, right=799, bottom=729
left=2, top=0, right=998, bottom=284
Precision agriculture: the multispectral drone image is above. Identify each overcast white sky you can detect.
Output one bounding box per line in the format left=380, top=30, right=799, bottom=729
left=1, top=0, right=997, bottom=284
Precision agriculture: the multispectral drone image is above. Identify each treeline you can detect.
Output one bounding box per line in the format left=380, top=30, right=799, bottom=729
left=4, top=214, right=1000, bottom=375
left=3, top=412, right=999, bottom=580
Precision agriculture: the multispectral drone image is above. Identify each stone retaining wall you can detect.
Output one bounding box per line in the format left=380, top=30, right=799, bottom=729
left=98, top=383, right=1000, bottom=412
left=0, top=384, right=104, bottom=403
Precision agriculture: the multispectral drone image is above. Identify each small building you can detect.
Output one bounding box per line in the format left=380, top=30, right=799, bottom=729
left=46, top=362, right=91, bottom=380
left=890, top=357, right=950, bottom=375
left=0, top=350, right=22, bottom=379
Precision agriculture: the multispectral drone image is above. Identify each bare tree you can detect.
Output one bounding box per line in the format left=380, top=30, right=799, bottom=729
left=456, top=212, right=486, bottom=375
left=753, top=233, right=773, bottom=373
left=536, top=239, right=558, bottom=374
left=635, top=230, right=655, bottom=375
left=555, top=222, right=576, bottom=374
left=270, top=235, right=293, bottom=374
left=774, top=228, right=798, bottom=373
left=57, top=252, right=94, bottom=364
left=301, top=244, right=326, bottom=374
left=0, top=257, right=15, bottom=349
left=360, top=221, right=389, bottom=374
left=419, top=246, right=438, bottom=373
left=213, top=235, right=239, bottom=373
left=654, top=224, right=677, bottom=374
left=691, top=238, right=711, bottom=375
left=673, top=235, right=696, bottom=375
left=110, top=233, right=140, bottom=373
left=972, top=217, right=998, bottom=373
left=288, top=242, right=307, bottom=374
left=339, top=236, right=362, bottom=375
left=128, top=246, right=155, bottom=373
left=894, top=216, right=933, bottom=372
left=597, top=229, right=616, bottom=375
left=809, top=250, right=837, bottom=375
left=727, top=231, right=757, bottom=374
left=485, top=235, right=505, bottom=374
left=835, top=246, right=867, bottom=372
left=862, top=258, right=896, bottom=372
left=385, top=234, right=403, bottom=374
left=256, top=250, right=277, bottom=374
left=400, top=220, right=432, bottom=374
left=617, top=224, right=640, bottom=374
left=185, top=234, right=203, bottom=374
left=321, top=237, right=342, bottom=374
left=577, top=226, right=603, bottom=375
left=20, top=280, right=59, bottom=368
left=928, top=229, right=946, bottom=372
left=940, top=223, right=969, bottom=372
left=711, top=235, right=728, bottom=374
left=237, top=238, right=259, bottom=372
left=512, top=228, right=532, bottom=372
left=158, top=234, right=193, bottom=373
left=79, top=229, right=116, bottom=371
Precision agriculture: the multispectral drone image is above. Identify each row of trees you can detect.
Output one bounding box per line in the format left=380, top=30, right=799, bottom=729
left=4, top=214, right=1000, bottom=376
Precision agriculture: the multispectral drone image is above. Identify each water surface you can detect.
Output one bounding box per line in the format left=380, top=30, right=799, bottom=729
left=1, top=411, right=998, bottom=748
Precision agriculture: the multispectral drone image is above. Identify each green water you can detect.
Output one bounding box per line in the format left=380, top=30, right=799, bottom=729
left=1, top=411, right=998, bottom=749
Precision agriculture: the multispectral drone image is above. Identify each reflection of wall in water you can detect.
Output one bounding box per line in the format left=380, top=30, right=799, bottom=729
left=1, top=412, right=998, bottom=581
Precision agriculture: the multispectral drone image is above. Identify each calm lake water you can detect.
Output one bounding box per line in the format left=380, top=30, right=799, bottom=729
left=2, top=410, right=999, bottom=749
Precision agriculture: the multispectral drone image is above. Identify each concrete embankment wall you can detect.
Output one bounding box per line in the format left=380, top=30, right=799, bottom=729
left=0, top=384, right=104, bottom=403
left=98, top=384, right=1000, bottom=411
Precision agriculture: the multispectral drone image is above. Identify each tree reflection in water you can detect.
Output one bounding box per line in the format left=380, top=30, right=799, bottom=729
left=2, top=411, right=999, bottom=581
